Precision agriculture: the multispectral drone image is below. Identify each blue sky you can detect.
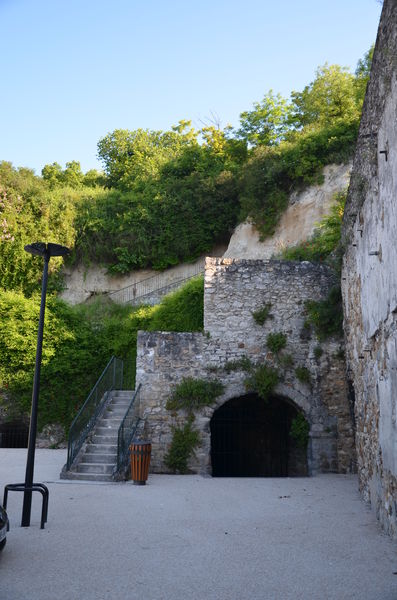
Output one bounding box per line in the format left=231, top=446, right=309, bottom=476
left=0, top=0, right=382, bottom=174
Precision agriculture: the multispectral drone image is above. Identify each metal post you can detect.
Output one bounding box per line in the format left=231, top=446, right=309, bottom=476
left=21, top=251, right=49, bottom=526
left=1, top=242, right=70, bottom=529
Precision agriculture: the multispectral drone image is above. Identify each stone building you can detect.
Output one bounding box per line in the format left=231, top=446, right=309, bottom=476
left=136, top=258, right=355, bottom=476
left=342, top=0, right=397, bottom=538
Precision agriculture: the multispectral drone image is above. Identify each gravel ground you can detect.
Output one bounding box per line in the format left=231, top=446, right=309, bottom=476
left=0, top=449, right=397, bottom=600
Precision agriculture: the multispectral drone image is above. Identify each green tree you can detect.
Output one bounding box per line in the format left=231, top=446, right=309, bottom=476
left=236, top=90, right=293, bottom=146
left=97, top=122, right=199, bottom=190
left=63, top=160, right=83, bottom=188
left=290, top=64, right=360, bottom=128
left=41, top=162, right=63, bottom=188
left=354, top=45, right=374, bottom=107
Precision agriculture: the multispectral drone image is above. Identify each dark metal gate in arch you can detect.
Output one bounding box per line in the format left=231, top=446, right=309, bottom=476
left=0, top=422, right=29, bottom=448
left=210, top=393, right=296, bottom=477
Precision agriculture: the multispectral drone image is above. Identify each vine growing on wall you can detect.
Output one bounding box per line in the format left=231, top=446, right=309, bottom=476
left=164, top=417, right=200, bottom=474
left=166, top=377, right=224, bottom=414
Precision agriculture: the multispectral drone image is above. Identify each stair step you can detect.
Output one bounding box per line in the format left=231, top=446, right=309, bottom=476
left=104, top=408, right=129, bottom=416
left=93, top=435, right=119, bottom=444
left=77, top=463, right=114, bottom=474
left=107, top=403, right=131, bottom=410
left=86, top=444, right=117, bottom=453
left=112, top=392, right=135, bottom=399
left=95, top=427, right=119, bottom=436
left=83, top=453, right=117, bottom=464
left=97, top=417, right=123, bottom=427
left=62, top=472, right=114, bottom=482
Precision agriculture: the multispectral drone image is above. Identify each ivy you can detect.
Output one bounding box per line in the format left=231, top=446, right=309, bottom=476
left=244, top=363, right=279, bottom=401
left=252, top=303, right=273, bottom=326
left=166, top=377, right=224, bottom=414
left=295, top=366, right=311, bottom=385
left=289, top=413, right=310, bottom=449
left=305, top=285, right=343, bottom=340
left=266, top=332, right=287, bottom=354
left=164, top=418, right=200, bottom=474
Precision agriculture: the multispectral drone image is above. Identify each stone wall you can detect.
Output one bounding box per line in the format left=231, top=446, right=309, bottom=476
left=136, top=258, right=354, bottom=475
left=342, top=0, right=397, bottom=537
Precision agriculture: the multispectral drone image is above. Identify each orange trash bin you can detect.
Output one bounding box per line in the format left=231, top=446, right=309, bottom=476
left=129, top=441, right=151, bottom=485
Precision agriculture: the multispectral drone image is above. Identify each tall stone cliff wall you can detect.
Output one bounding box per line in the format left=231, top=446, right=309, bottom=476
left=342, top=0, right=397, bottom=538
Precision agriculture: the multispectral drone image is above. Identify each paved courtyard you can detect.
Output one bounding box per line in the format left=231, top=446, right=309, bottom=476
left=0, top=449, right=396, bottom=600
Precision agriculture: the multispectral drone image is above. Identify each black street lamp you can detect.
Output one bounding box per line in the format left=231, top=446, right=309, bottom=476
left=3, top=242, right=70, bottom=529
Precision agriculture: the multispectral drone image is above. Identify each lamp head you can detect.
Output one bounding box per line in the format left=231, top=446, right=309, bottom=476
left=24, top=242, right=70, bottom=258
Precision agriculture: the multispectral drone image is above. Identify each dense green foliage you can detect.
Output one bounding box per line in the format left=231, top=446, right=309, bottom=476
left=0, top=277, right=204, bottom=429
left=289, top=413, right=310, bottom=449
left=0, top=50, right=372, bottom=281
left=74, top=122, right=242, bottom=272
left=294, top=366, right=312, bottom=385
left=252, top=302, right=273, bottom=325
left=166, top=377, right=224, bottom=413
left=305, top=286, right=344, bottom=340
left=164, top=418, right=200, bottom=474
left=0, top=161, right=90, bottom=295
left=244, top=363, right=280, bottom=401
left=266, top=332, right=287, bottom=354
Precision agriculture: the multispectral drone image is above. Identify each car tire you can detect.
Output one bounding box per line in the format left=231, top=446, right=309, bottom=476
left=0, top=538, right=6, bottom=551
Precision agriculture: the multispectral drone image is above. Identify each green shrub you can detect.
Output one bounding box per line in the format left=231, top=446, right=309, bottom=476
left=244, top=363, right=279, bottom=401
left=166, top=377, right=224, bottom=413
left=146, top=276, right=204, bottom=332
left=314, top=345, right=323, bottom=359
left=252, top=303, right=273, bottom=325
left=289, top=413, right=310, bottom=449
left=266, top=332, right=287, bottom=354
left=0, top=276, right=205, bottom=429
left=223, top=355, right=253, bottom=373
left=164, top=418, right=200, bottom=473
left=295, top=366, right=311, bottom=385
left=277, top=353, right=294, bottom=369
left=305, top=285, right=343, bottom=340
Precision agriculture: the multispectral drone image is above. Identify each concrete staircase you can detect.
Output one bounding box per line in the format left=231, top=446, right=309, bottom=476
left=62, top=390, right=134, bottom=482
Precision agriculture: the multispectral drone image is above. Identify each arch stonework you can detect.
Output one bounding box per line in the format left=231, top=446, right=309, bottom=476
left=136, top=259, right=355, bottom=475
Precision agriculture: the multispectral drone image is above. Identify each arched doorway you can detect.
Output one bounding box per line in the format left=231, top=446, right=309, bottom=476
left=210, top=393, right=308, bottom=477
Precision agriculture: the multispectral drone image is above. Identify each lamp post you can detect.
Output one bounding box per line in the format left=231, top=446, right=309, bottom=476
left=3, top=242, right=70, bottom=528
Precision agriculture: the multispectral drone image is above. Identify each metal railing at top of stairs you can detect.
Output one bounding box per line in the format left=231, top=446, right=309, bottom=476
left=67, top=356, right=124, bottom=470
left=107, top=259, right=205, bottom=305
left=115, top=384, right=142, bottom=476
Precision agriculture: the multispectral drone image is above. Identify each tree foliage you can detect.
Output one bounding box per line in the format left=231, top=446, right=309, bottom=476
left=236, top=90, right=293, bottom=147
left=0, top=277, right=204, bottom=429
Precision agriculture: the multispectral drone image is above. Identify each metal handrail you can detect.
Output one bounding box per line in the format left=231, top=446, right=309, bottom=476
left=115, top=384, right=142, bottom=475
left=67, top=356, right=124, bottom=469
left=107, top=260, right=205, bottom=305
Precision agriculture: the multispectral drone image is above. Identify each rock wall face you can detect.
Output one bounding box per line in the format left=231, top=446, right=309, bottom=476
left=136, top=258, right=354, bottom=475
left=342, top=0, right=397, bottom=537
left=59, top=245, right=226, bottom=305
left=224, top=163, right=351, bottom=259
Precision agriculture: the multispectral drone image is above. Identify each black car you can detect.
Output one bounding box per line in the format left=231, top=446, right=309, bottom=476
left=0, top=504, right=8, bottom=550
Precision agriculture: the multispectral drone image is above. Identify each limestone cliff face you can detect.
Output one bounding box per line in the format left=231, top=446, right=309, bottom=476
left=61, top=163, right=350, bottom=304
left=60, top=244, right=227, bottom=305
left=224, top=163, right=351, bottom=259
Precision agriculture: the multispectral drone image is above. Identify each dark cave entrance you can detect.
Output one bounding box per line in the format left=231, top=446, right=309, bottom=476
left=210, top=393, right=308, bottom=477
left=0, top=420, right=29, bottom=448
